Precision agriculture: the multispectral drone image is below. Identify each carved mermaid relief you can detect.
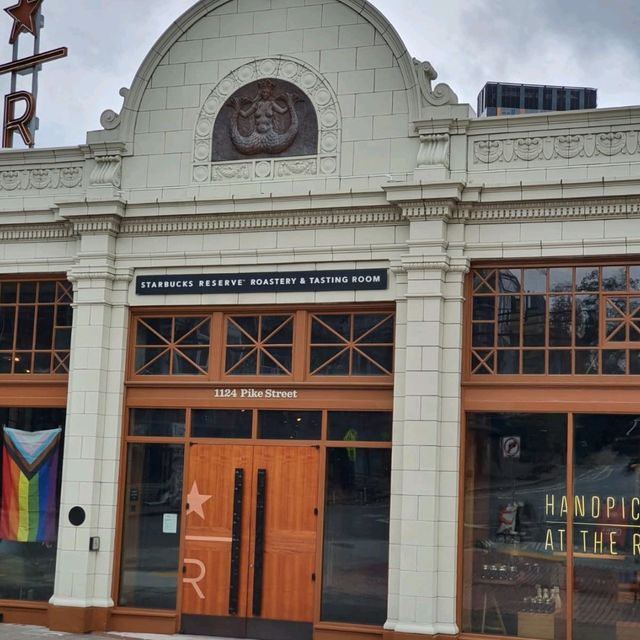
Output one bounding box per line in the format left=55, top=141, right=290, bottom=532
left=226, top=79, right=300, bottom=155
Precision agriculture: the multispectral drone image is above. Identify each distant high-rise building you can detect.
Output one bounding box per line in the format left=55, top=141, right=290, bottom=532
left=478, top=82, right=597, bottom=117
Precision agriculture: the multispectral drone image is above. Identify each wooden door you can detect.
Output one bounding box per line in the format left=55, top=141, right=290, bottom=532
left=182, top=444, right=253, bottom=623
left=181, top=444, right=319, bottom=638
left=249, top=445, right=319, bottom=624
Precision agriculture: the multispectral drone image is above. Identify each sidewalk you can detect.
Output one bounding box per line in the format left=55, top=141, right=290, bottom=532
left=0, top=626, right=238, bottom=640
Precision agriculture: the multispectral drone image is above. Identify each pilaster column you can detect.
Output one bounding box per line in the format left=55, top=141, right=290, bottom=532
left=49, top=205, right=132, bottom=631
left=386, top=201, right=469, bottom=637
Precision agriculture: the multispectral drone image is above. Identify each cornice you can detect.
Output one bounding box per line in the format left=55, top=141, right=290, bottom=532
left=119, top=206, right=403, bottom=236
left=0, top=221, right=72, bottom=241
left=458, top=196, right=640, bottom=223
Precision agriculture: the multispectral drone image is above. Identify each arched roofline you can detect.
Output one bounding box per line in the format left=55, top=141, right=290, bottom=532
left=97, top=0, right=457, bottom=144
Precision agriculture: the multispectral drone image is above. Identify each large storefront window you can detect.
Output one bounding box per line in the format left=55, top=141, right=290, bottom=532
left=0, top=407, right=65, bottom=601
left=462, top=413, right=568, bottom=638
left=573, top=415, right=640, bottom=639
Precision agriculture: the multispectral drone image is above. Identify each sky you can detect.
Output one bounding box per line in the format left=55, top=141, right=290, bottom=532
left=1, top=0, right=639, bottom=148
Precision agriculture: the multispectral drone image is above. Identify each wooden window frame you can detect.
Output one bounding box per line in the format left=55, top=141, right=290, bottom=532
left=0, top=276, right=73, bottom=380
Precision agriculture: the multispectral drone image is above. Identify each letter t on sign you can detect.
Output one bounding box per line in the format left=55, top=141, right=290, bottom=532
left=3, top=89, right=34, bottom=147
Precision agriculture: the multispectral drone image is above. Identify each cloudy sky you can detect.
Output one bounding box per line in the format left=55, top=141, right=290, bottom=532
left=2, top=0, right=639, bottom=148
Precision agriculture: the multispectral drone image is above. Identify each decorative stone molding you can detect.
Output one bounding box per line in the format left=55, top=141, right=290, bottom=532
left=89, top=155, right=122, bottom=188
left=0, top=222, right=72, bottom=241
left=99, top=87, right=129, bottom=131
left=0, top=165, right=83, bottom=191
left=67, top=265, right=133, bottom=285
left=399, top=200, right=456, bottom=220
left=69, top=215, right=122, bottom=236
left=473, top=130, right=640, bottom=165
left=120, top=206, right=402, bottom=236
left=193, top=56, right=341, bottom=184
left=413, top=59, right=458, bottom=107
left=417, top=133, right=450, bottom=168
left=400, top=256, right=469, bottom=273
left=457, top=197, right=640, bottom=223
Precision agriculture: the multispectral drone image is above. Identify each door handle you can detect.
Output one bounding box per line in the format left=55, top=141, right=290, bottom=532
left=228, top=468, right=244, bottom=615
left=252, top=468, right=266, bottom=616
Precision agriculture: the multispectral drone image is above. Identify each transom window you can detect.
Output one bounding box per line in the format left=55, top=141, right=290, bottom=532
left=469, top=263, right=640, bottom=376
left=0, top=279, right=73, bottom=376
left=130, top=308, right=394, bottom=381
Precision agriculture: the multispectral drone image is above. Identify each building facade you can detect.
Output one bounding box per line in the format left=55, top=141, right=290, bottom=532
left=0, top=2, right=639, bottom=640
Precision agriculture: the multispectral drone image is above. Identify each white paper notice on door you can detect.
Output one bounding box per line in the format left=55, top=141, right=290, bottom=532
left=162, top=513, right=178, bottom=534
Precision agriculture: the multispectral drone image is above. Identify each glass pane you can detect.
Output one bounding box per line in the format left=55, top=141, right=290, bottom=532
left=118, top=443, right=183, bottom=609
left=258, top=410, right=321, bottom=440
left=142, top=317, right=173, bottom=341
left=474, top=269, right=496, bottom=293
left=33, top=352, right=51, bottom=373
left=474, top=297, right=495, bottom=322
left=576, top=267, right=599, bottom=291
left=136, top=348, right=170, bottom=375
left=312, top=317, right=348, bottom=343
left=226, top=349, right=257, bottom=375
left=321, top=448, right=390, bottom=625
left=473, top=323, right=495, bottom=348
left=233, top=316, right=259, bottom=340
left=137, top=321, right=168, bottom=345
left=353, top=314, right=388, bottom=340
left=174, top=317, right=209, bottom=345
left=54, top=328, right=71, bottom=350
left=549, top=350, right=571, bottom=374
left=14, top=352, right=32, bottom=373
left=549, top=296, right=572, bottom=346
left=178, top=347, right=209, bottom=372
left=0, top=282, right=16, bottom=303
left=524, top=268, right=547, bottom=293
left=550, top=268, right=573, bottom=292
left=462, top=413, right=567, bottom=638
left=0, top=353, right=10, bottom=373
left=227, top=320, right=254, bottom=346
left=191, top=409, right=252, bottom=439
left=498, top=269, right=521, bottom=293
left=631, top=350, right=640, bottom=374
left=603, top=350, right=627, bottom=375
left=129, top=408, right=185, bottom=437
left=630, top=266, right=640, bottom=290
left=575, top=295, right=599, bottom=346
left=575, top=350, right=599, bottom=375
left=327, top=412, right=392, bottom=442
left=497, top=350, right=519, bottom=374
left=354, top=346, right=393, bottom=374
left=15, top=307, right=34, bottom=350
left=0, top=307, right=15, bottom=349
left=472, top=350, right=495, bottom=374
left=523, top=296, right=546, bottom=347
left=573, top=415, right=640, bottom=639
left=260, top=348, right=291, bottom=375
left=523, top=350, right=545, bottom=374
left=172, top=352, right=201, bottom=375
left=498, top=296, right=520, bottom=347
left=311, top=347, right=349, bottom=375
left=18, top=282, right=36, bottom=303
left=38, top=281, right=56, bottom=303
left=56, top=304, right=72, bottom=327
left=35, top=305, right=54, bottom=350
left=317, top=315, right=351, bottom=340
left=0, top=407, right=65, bottom=601
left=263, top=316, right=293, bottom=343
left=360, top=317, right=394, bottom=344
left=602, top=266, right=627, bottom=291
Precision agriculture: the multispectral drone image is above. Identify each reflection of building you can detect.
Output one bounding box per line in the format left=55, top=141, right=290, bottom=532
left=478, top=82, right=597, bottom=116
left=0, top=1, right=640, bottom=640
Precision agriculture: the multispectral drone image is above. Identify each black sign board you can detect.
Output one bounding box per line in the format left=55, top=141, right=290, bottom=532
left=136, top=269, right=388, bottom=296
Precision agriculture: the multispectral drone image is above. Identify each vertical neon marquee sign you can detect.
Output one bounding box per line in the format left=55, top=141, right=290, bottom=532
left=1, top=0, right=67, bottom=148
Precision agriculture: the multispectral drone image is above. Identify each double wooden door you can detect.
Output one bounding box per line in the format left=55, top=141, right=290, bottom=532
left=181, top=444, right=319, bottom=640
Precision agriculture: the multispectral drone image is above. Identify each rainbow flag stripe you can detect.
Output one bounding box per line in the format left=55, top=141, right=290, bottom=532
left=0, top=427, right=62, bottom=543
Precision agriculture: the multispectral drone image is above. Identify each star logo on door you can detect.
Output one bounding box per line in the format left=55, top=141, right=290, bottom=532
left=187, top=481, right=212, bottom=520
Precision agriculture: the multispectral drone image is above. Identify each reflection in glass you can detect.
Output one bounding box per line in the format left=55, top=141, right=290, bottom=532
left=524, top=269, right=547, bottom=293
left=327, top=412, right=392, bottom=442
left=462, top=413, right=567, bottom=639
left=550, top=268, right=573, bottom=293
left=191, top=409, right=252, bottom=439
left=0, top=408, right=65, bottom=601
left=549, top=296, right=572, bottom=347
left=602, top=266, right=627, bottom=291
left=498, top=296, right=520, bottom=347
left=258, top=410, right=321, bottom=440
left=575, top=296, right=599, bottom=347
left=129, top=409, right=185, bottom=437
left=573, top=415, right=640, bottom=639
left=524, top=296, right=546, bottom=347
left=118, top=443, right=183, bottom=609
left=321, top=448, right=390, bottom=625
